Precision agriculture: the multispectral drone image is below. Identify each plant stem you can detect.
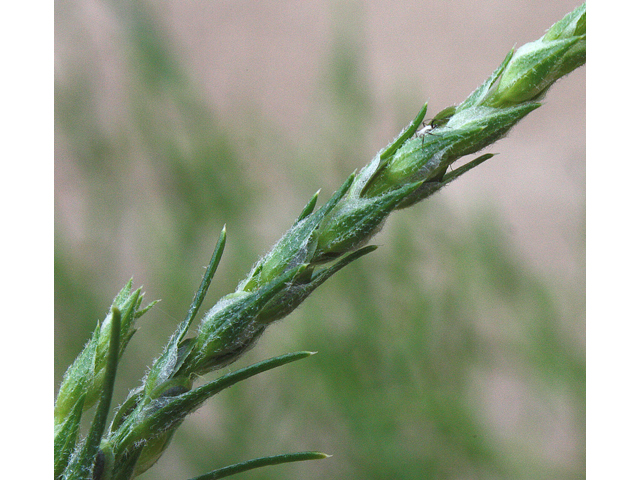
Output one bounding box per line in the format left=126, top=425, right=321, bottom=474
left=54, top=5, right=585, bottom=479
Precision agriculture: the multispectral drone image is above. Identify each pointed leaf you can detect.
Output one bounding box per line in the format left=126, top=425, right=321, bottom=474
left=64, top=308, right=122, bottom=480
left=187, top=451, right=330, bottom=480
left=122, top=352, right=315, bottom=447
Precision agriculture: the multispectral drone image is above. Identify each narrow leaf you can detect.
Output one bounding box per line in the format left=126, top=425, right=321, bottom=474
left=179, top=225, right=228, bottom=343
left=64, top=308, right=122, bottom=480
left=187, top=451, right=330, bottom=480
left=296, top=190, right=320, bottom=223
left=379, top=101, right=428, bottom=161
left=441, top=153, right=495, bottom=184
left=125, top=352, right=315, bottom=446
left=144, top=226, right=227, bottom=395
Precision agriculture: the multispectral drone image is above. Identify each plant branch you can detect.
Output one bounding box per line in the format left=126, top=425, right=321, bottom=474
left=54, top=5, right=585, bottom=479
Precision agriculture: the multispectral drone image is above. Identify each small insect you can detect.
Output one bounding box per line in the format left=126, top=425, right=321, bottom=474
left=416, top=122, right=434, bottom=137
left=417, top=123, right=435, bottom=148
left=416, top=105, right=457, bottom=146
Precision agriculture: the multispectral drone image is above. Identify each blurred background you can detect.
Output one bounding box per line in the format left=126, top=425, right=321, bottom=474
left=54, top=1, right=585, bottom=479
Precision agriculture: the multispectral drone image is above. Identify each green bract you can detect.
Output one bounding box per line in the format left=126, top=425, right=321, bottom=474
left=484, top=4, right=586, bottom=107
left=54, top=282, right=155, bottom=428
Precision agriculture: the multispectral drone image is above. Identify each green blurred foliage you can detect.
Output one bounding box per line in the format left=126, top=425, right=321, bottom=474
left=55, top=2, right=584, bottom=479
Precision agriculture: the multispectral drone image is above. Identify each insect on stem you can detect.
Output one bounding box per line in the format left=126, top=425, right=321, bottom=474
left=416, top=123, right=434, bottom=137
left=416, top=105, right=457, bottom=146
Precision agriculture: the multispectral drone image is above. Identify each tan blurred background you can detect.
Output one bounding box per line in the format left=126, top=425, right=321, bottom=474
left=56, top=0, right=585, bottom=283
left=55, top=1, right=585, bottom=479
